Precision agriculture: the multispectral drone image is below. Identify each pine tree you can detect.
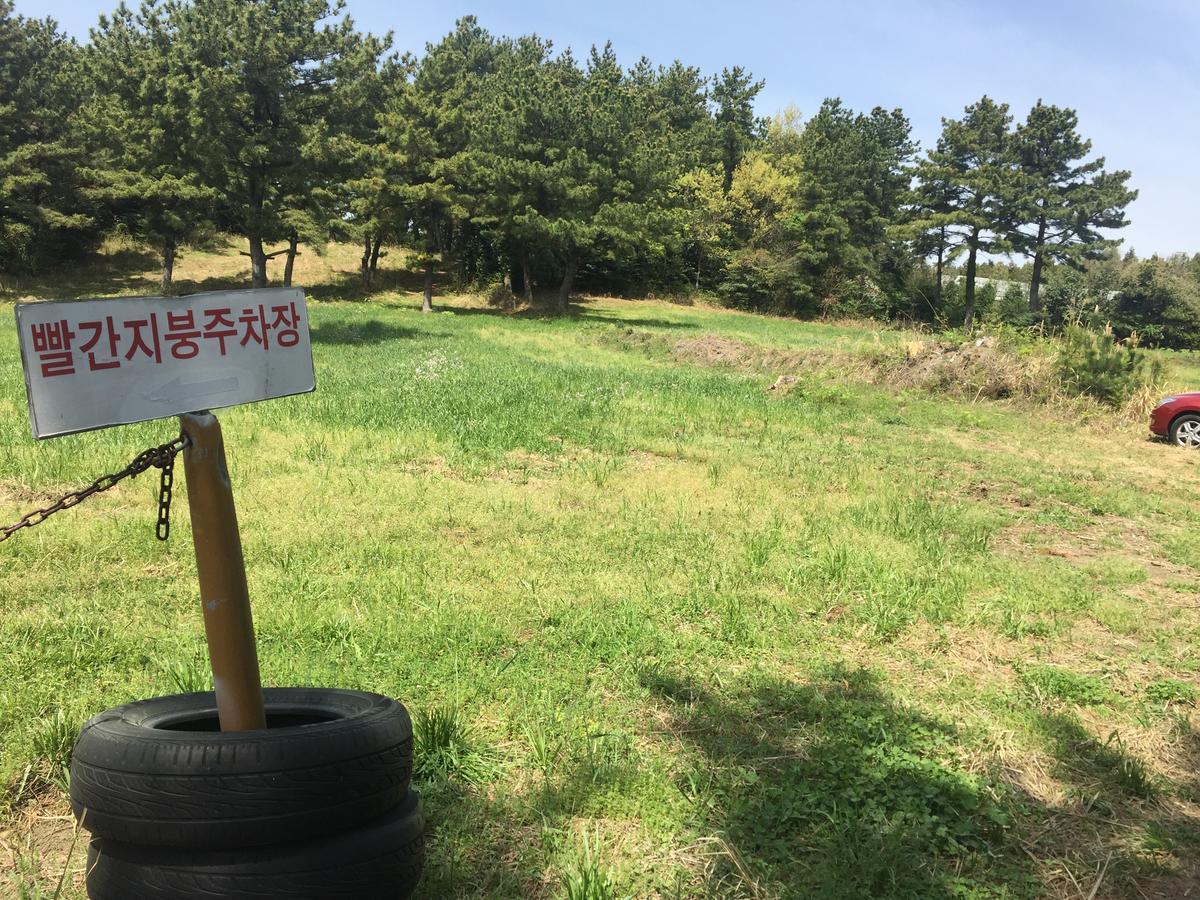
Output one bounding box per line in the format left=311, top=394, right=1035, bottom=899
left=82, top=2, right=222, bottom=291
left=0, top=2, right=93, bottom=272
left=907, top=156, right=961, bottom=310
left=1009, top=101, right=1136, bottom=315
left=378, top=17, right=498, bottom=312
left=923, top=97, right=1014, bottom=329
left=787, top=99, right=915, bottom=312
left=467, top=33, right=556, bottom=304
left=711, top=66, right=764, bottom=193
left=167, top=0, right=372, bottom=287
left=473, top=41, right=675, bottom=313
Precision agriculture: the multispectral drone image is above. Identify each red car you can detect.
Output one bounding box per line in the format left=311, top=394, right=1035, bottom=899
left=1151, top=393, right=1200, bottom=448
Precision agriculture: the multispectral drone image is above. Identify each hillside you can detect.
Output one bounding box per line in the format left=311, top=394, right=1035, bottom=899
left=2, top=242, right=1199, bottom=899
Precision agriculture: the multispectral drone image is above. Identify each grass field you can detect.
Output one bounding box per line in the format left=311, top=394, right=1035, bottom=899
left=2, top=240, right=1199, bottom=899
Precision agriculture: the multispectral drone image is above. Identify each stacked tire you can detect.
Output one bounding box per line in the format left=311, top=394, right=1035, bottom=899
left=69, top=688, right=424, bottom=899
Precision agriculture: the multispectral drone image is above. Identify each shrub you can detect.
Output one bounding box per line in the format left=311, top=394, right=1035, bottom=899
left=1113, top=260, right=1200, bottom=350
left=485, top=282, right=518, bottom=312
left=993, top=283, right=1039, bottom=327
left=1057, top=326, right=1162, bottom=406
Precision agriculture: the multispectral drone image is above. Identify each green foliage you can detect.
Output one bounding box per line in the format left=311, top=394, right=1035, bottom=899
left=1144, top=679, right=1197, bottom=707
left=1008, top=101, right=1136, bottom=313
left=413, top=703, right=494, bottom=786
left=1057, top=326, right=1162, bottom=405
left=561, top=829, right=616, bottom=900
left=1020, top=664, right=1112, bottom=705
left=992, top=283, right=1036, bottom=326
left=0, top=1, right=94, bottom=271
left=1114, top=259, right=1200, bottom=349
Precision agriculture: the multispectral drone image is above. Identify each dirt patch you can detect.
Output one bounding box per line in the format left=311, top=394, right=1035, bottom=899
left=0, top=481, right=59, bottom=507
left=671, top=335, right=754, bottom=367
left=0, top=796, right=86, bottom=898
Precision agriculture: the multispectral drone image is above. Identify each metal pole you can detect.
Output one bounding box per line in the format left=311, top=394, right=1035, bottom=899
left=179, top=411, right=267, bottom=732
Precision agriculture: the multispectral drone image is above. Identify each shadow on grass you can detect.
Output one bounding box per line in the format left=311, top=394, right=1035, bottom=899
left=416, top=782, right=543, bottom=898
left=0, top=248, right=162, bottom=300
left=309, top=319, right=420, bottom=346
left=574, top=312, right=698, bottom=330
left=430, top=298, right=699, bottom=331
left=640, top=665, right=1026, bottom=898
left=634, top=665, right=1200, bottom=899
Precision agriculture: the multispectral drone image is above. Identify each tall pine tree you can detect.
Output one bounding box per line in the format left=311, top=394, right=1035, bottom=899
left=1009, top=101, right=1136, bottom=314
left=82, top=1, right=222, bottom=291
left=0, top=2, right=93, bottom=272
left=923, top=96, right=1014, bottom=329
left=169, top=0, right=371, bottom=287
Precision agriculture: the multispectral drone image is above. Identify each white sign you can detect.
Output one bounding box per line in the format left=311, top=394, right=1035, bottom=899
left=16, top=288, right=315, bottom=439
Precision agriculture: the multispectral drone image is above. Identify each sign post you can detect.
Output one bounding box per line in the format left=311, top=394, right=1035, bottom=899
left=180, top=411, right=267, bottom=731
left=15, top=287, right=316, bottom=732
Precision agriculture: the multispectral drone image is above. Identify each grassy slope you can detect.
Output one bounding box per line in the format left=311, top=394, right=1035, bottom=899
left=2, top=240, right=1199, bottom=899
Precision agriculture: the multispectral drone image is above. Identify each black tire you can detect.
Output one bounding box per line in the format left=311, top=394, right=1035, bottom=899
left=1170, top=413, right=1200, bottom=449
left=85, top=788, right=425, bottom=900
left=71, top=688, right=412, bottom=849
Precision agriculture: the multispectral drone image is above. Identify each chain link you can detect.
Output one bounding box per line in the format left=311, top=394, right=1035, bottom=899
left=0, top=435, right=190, bottom=545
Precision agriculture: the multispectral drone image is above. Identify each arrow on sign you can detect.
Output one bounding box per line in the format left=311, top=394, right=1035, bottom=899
left=144, top=376, right=239, bottom=404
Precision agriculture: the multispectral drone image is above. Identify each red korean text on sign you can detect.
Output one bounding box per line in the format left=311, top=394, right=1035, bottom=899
left=30, top=320, right=76, bottom=377
left=77, top=317, right=123, bottom=372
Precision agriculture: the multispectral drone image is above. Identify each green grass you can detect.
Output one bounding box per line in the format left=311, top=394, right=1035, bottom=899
left=2, top=243, right=1200, bottom=897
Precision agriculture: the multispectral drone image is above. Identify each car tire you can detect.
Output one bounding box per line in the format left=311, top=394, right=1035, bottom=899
left=85, top=788, right=425, bottom=900
left=1170, top=413, right=1200, bottom=448
left=71, top=688, right=412, bottom=849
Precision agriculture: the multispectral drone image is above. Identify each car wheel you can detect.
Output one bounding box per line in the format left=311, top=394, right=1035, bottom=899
left=1170, top=413, right=1200, bottom=448
left=71, top=688, right=412, bottom=849
left=85, top=788, right=425, bottom=900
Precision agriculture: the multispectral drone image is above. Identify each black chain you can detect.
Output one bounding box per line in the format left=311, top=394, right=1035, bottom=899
left=0, top=435, right=190, bottom=545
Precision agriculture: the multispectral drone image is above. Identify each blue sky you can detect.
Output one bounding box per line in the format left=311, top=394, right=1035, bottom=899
left=16, top=0, right=1199, bottom=257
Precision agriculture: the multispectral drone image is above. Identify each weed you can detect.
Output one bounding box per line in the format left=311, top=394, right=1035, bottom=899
left=154, top=654, right=212, bottom=694
left=522, top=716, right=563, bottom=777
left=31, top=710, right=76, bottom=788
left=1144, top=679, right=1197, bottom=707
left=413, top=703, right=494, bottom=786
left=1020, top=664, right=1113, bottom=706
left=561, top=828, right=616, bottom=900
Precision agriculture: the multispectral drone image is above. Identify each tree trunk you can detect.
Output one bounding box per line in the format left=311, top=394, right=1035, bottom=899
left=963, top=232, right=979, bottom=331
left=521, top=252, right=533, bottom=305
left=695, top=248, right=703, bottom=291
left=557, top=257, right=578, bottom=314
left=422, top=262, right=433, bottom=313
left=360, top=234, right=372, bottom=290
left=934, top=227, right=945, bottom=307
left=369, top=235, right=382, bottom=274
left=282, top=233, right=299, bottom=288
left=248, top=165, right=268, bottom=288
left=934, top=248, right=944, bottom=307
left=160, top=239, right=176, bottom=294
left=1028, top=218, right=1047, bottom=314
left=248, top=235, right=268, bottom=288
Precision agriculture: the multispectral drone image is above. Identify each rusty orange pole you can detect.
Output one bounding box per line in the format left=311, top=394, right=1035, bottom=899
left=179, top=411, right=266, bottom=731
